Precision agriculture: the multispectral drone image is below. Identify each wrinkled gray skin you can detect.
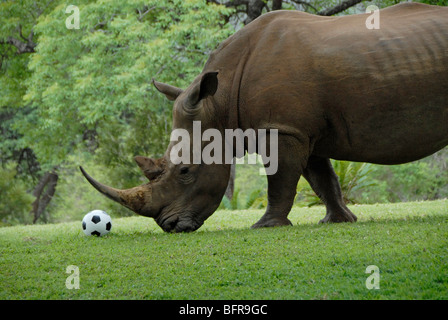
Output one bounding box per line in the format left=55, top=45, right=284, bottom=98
left=81, top=3, right=448, bottom=232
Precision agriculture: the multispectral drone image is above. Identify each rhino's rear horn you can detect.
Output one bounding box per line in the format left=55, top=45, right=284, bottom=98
left=152, top=79, right=183, bottom=101
left=134, top=156, right=164, bottom=180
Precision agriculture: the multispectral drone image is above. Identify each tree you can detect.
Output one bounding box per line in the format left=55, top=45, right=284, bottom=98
left=0, top=162, right=35, bottom=225
left=1, top=0, right=234, bottom=222
left=419, top=0, right=448, bottom=5
left=207, top=0, right=370, bottom=25
left=1, top=0, right=62, bottom=223
left=21, top=0, right=232, bottom=164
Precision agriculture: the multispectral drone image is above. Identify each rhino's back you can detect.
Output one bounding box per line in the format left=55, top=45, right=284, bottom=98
left=205, top=3, right=448, bottom=164
left=234, top=2, right=448, bottom=86
left=306, top=3, right=448, bottom=163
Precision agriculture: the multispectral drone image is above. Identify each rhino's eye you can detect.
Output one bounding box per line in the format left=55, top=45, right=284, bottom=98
left=180, top=167, right=189, bottom=175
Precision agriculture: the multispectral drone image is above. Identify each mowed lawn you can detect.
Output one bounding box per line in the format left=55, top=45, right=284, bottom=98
left=1, top=200, right=447, bottom=300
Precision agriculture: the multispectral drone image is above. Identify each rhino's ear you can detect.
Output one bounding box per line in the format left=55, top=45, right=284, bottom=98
left=187, top=71, right=219, bottom=107
left=134, top=156, right=164, bottom=180
left=152, top=79, right=183, bottom=101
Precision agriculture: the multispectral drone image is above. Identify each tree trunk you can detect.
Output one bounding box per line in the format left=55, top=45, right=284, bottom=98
left=31, top=170, right=58, bottom=223
left=245, top=0, right=266, bottom=24
left=224, top=163, right=236, bottom=200
left=318, top=0, right=363, bottom=16
left=272, top=0, right=283, bottom=11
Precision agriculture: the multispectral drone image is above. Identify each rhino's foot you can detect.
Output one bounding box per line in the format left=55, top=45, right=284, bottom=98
left=251, top=217, right=293, bottom=229
left=319, top=207, right=357, bottom=224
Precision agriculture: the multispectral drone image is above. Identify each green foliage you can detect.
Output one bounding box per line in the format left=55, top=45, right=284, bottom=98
left=0, top=0, right=55, bottom=107
left=376, top=163, right=441, bottom=202
left=1, top=200, right=447, bottom=299
left=219, top=188, right=240, bottom=210
left=18, top=0, right=233, bottom=169
left=0, top=162, right=35, bottom=225
left=218, top=187, right=267, bottom=210
left=0, top=1, right=59, bottom=181
left=360, top=149, right=448, bottom=203
left=1, top=0, right=234, bottom=221
left=244, top=188, right=267, bottom=209
left=418, top=0, right=448, bottom=6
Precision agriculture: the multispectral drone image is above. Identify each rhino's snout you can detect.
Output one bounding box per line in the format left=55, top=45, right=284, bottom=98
left=158, top=213, right=201, bottom=233
left=175, top=222, right=199, bottom=233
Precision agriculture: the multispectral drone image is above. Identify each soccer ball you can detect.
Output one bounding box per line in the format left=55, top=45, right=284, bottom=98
left=82, top=210, right=112, bottom=236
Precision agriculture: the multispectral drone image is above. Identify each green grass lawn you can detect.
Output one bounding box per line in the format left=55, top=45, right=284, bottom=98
left=1, top=200, right=447, bottom=300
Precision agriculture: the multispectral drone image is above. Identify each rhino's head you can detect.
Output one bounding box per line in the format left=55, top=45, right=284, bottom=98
left=80, top=71, right=231, bottom=232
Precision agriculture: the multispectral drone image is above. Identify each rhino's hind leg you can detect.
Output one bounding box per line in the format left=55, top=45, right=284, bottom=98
left=251, top=135, right=307, bottom=229
left=303, top=156, right=357, bottom=223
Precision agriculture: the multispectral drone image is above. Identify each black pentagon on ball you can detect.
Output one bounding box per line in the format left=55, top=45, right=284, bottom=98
left=106, top=222, right=112, bottom=231
left=82, top=221, right=86, bottom=230
left=91, top=215, right=101, bottom=224
left=91, top=231, right=101, bottom=236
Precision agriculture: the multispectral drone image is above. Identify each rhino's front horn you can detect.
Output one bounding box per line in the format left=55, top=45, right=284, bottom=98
left=79, top=166, right=149, bottom=213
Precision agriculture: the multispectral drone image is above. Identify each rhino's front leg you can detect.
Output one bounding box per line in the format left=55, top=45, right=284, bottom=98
left=251, top=135, right=307, bottom=229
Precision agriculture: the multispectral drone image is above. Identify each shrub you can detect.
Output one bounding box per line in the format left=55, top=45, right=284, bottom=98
left=218, top=188, right=267, bottom=210
left=0, top=162, right=34, bottom=225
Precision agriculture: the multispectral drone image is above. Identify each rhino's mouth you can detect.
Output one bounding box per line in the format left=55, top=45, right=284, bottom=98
left=174, top=219, right=202, bottom=233
left=157, top=208, right=202, bottom=233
